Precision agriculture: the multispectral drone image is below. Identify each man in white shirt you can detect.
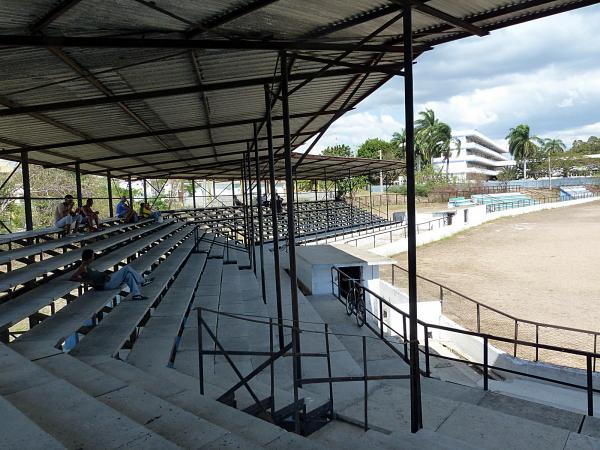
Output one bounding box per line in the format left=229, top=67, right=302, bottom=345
left=55, top=194, right=82, bottom=236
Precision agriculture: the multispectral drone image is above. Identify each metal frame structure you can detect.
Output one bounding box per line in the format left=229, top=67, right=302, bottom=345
left=1, top=0, right=598, bottom=435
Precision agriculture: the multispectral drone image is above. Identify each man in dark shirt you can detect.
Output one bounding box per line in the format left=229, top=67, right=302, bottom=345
left=70, top=249, right=152, bottom=300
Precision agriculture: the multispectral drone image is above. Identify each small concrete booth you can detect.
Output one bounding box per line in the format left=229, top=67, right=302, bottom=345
left=294, top=244, right=396, bottom=296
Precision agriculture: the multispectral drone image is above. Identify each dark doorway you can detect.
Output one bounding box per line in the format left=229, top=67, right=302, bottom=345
left=338, top=265, right=362, bottom=299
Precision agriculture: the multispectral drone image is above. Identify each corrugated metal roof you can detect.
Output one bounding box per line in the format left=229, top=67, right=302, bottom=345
left=0, top=0, right=597, bottom=179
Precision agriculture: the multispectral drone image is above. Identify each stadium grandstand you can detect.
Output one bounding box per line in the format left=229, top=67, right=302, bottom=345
left=1, top=1, right=600, bottom=449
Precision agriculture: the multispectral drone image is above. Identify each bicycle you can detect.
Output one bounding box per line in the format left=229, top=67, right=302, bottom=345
left=345, top=285, right=366, bottom=327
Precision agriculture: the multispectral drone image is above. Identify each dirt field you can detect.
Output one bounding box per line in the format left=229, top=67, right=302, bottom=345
left=382, top=201, right=600, bottom=367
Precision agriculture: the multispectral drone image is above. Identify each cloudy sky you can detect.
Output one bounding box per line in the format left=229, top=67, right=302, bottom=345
left=301, top=3, right=600, bottom=155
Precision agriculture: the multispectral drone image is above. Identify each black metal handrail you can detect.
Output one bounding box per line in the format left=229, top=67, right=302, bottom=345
left=193, top=305, right=409, bottom=433
left=342, top=216, right=448, bottom=248
left=331, top=266, right=599, bottom=416
left=388, top=264, right=600, bottom=371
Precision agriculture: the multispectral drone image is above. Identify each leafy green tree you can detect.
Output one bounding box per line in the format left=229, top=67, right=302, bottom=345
left=414, top=109, right=452, bottom=167
left=571, top=136, right=600, bottom=155
left=356, top=138, right=397, bottom=160
left=321, top=144, right=352, bottom=158
left=390, top=129, right=406, bottom=159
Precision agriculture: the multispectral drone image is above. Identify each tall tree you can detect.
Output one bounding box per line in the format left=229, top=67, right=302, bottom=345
left=414, top=109, right=452, bottom=167
left=506, top=124, right=542, bottom=160
left=541, top=138, right=566, bottom=155
left=321, top=144, right=352, bottom=157
left=356, top=138, right=397, bottom=160
left=390, top=129, right=406, bottom=159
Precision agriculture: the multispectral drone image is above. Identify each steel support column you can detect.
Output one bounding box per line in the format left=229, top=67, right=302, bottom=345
left=281, top=51, right=302, bottom=433
left=403, top=5, right=423, bottom=433
left=191, top=179, right=196, bottom=209
left=75, top=162, right=82, bottom=207
left=265, top=84, right=285, bottom=351
left=21, top=151, right=33, bottom=231
left=240, top=164, right=250, bottom=254
left=245, top=145, right=256, bottom=273
left=253, top=123, right=267, bottom=304
left=128, top=176, right=134, bottom=207
left=143, top=178, right=148, bottom=203
left=107, top=170, right=114, bottom=217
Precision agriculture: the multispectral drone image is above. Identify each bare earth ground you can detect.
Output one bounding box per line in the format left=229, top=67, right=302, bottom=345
left=381, top=201, right=600, bottom=367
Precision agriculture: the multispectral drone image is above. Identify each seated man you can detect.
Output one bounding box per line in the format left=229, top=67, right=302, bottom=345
left=139, top=202, right=161, bottom=221
left=70, top=248, right=152, bottom=301
left=55, top=194, right=82, bottom=236
left=116, top=196, right=138, bottom=223
left=81, top=198, right=102, bottom=230
left=233, top=195, right=244, bottom=207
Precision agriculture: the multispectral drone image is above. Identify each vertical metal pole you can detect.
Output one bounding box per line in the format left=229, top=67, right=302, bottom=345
left=483, top=336, right=489, bottom=391
left=143, top=179, right=148, bottom=203
left=21, top=151, right=34, bottom=231
left=107, top=170, right=114, bottom=217
left=197, top=308, right=204, bottom=395
left=241, top=165, right=250, bottom=253
left=265, top=84, right=285, bottom=351
left=369, top=182, right=373, bottom=225
left=363, top=335, right=368, bottom=431
left=325, top=323, right=334, bottom=411
left=253, top=123, right=267, bottom=304
left=128, top=176, right=134, bottom=207
left=281, top=50, right=302, bottom=433
left=192, top=179, right=197, bottom=209
left=231, top=179, right=235, bottom=206
left=314, top=179, right=318, bottom=202
left=403, top=5, right=423, bottom=432
left=75, top=162, right=82, bottom=208
left=246, top=147, right=256, bottom=273
left=587, top=355, right=594, bottom=416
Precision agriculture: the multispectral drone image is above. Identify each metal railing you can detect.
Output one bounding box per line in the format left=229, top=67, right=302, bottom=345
left=331, top=266, right=599, bottom=416
left=194, top=306, right=409, bottom=434
left=342, top=216, right=448, bottom=248
left=484, top=191, right=597, bottom=213
left=386, top=265, right=600, bottom=372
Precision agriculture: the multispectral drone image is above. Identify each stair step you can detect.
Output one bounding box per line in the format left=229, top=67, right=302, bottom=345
left=0, top=394, right=66, bottom=450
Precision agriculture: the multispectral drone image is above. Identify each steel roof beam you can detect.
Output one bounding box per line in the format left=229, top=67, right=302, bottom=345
left=29, top=0, right=83, bottom=33
left=56, top=130, right=315, bottom=168
left=406, top=1, right=488, bottom=37
left=292, top=54, right=404, bottom=76
left=186, top=0, right=281, bottom=38
left=0, top=64, right=400, bottom=118
left=0, top=35, right=408, bottom=53
left=0, top=108, right=344, bottom=156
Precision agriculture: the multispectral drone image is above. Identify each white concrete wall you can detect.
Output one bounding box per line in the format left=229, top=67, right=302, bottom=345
left=371, top=196, right=600, bottom=257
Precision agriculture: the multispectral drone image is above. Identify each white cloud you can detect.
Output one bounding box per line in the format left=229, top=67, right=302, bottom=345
left=311, top=4, right=600, bottom=151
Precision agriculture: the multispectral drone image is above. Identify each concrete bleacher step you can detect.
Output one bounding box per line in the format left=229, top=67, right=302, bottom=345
left=70, top=237, right=196, bottom=364
left=26, top=352, right=261, bottom=450
left=0, top=219, right=172, bottom=291
left=0, top=343, right=181, bottom=449
left=0, top=221, right=186, bottom=334
left=8, top=225, right=194, bottom=362
left=0, top=394, right=66, bottom=450
left=0, top=219, right=153, bottom=267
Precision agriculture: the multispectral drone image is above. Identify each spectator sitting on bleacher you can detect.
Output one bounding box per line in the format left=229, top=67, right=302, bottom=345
left=233, top=195, right=244, bottom=207
left=116, top=196, right=138, bottom=223
left=139, top=202, right=161, bottom=221
left=55, top=194, right=82, bottom=236
left=81, top=198, right=103, bottom=231
left=70, top=248, right=153, bottom=301
left=276, top=194, right=283, bottom=214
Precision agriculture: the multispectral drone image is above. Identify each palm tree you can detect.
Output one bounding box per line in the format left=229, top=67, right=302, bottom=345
left=541, top=138, right=566, bottom=155
left=391, top=129, right=406, bottom=159
left=506, top=124, right=542, bottom=179
left=506, top=124, right=542, bottom=160
left=414, top=109, right=452, bottom=167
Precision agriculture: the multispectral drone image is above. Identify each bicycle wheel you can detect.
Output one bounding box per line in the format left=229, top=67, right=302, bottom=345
left=345, top=288, right=355, bottom=315
left=356, top=294, right=366, bottom=327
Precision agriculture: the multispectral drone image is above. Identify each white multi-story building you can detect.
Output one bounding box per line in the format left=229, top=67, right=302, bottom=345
left=432, top=130, right=515, bottom=180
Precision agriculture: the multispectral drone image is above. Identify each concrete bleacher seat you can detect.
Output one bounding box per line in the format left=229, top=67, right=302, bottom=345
left=0, top=219, right=169, bottom=292
left=0, top=218, right=152, bottom=267
left=0, top=221, right=185, bottom=338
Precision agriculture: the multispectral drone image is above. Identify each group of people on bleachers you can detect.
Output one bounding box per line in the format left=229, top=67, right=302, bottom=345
left=258, top=193, right=284, bottom=213
left=54, top=194, right=161, bottom=236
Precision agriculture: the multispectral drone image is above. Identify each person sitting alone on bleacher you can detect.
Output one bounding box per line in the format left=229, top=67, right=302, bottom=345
left=139, top=202, right=161, bottom=221
left=233, top=195, right=244, bottom=207
left=70, top=248, right=153, bottom=301
left=276, top=194, right=284, bottom=214
left=81, top=198, right=103, bottom=231
left=55, top=194, right=83, bottom=237
left=116, top=196, right=138, bottom=223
